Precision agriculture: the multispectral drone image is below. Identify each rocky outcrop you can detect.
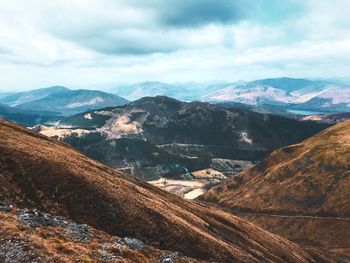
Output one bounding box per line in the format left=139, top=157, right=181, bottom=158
left=0, top=206, right=203, bottom=262
left=18, top=209, right=89, bottom=242
left=117, top=237, right=145, bottom=250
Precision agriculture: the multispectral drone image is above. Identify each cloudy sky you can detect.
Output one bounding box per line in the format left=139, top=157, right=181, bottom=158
left=0, top=0, right=350, bottom=91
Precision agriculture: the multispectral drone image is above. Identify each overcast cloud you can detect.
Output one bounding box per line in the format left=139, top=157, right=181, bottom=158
left=0, top=0, right=349, bottom=91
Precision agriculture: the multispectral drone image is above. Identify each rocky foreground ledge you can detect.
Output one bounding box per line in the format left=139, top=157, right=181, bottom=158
left=0, top=205, right=202, bottom=263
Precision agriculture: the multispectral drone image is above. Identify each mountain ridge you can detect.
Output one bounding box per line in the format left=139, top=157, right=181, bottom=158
left=200, top=119, right=350, bottom=216
left=110, top=77, right=350, bottom=113
left=199, top=120, right=350, bottom=258
left=54, top=96, right=328, bottom=180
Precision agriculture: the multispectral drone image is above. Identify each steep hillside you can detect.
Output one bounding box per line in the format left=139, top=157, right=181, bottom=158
left=0, top=86, right=128, bottom=116
left=0, top=118, right=333, bottom=262
left=200, top=120, right=350, bottom=257
left=55, top=96, right=327, bottom=180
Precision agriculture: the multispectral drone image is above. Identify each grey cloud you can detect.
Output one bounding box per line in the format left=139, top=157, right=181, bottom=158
left=45, top=0, right=255, bottom=56
left=149, top=0, right=256, bottom=27
left=0, top=46, right=12, bottom=55
left=53, top=26, right=180, bottom=56
left=77, top=30, right=177, bottom=55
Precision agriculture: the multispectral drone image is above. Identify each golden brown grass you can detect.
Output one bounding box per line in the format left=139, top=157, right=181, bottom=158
left=1, top=209, right=200, bottom=263
left=200, top=120, right=350, bottom=258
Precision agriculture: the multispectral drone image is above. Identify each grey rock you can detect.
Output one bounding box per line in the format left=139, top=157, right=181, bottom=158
left=158, top=252, right=183, bottom=263
left=116, top=237, right=144, bottom=250
left=97, top=250, right=118, bottom=261
left=0, top=206, right=11, bottom=213
left=18, top=209, right=89, bottom=242
left=0, top=239, right=37, bottom=263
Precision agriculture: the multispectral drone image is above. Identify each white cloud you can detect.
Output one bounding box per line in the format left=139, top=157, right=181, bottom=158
left=0, top=0, right=349, bottom=91
left=233, top=40, right=350, bottom=65
left=296, top=0, right=350, bottom=40
left=232, top=22, right=282, bottom=50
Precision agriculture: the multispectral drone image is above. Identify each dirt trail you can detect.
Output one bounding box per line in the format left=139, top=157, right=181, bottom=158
left=230, top=210, right=350, bottom=221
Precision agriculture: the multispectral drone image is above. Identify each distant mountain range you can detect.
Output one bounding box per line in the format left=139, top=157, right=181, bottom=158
left=113, top=81, right=222, bottom=101
left=0, top=86, right=128, bottom=116
left=1, top=77, right=349, bottom=121
left=113, top=78, right=350, bottom=113
left=0, top=92, right=14, bottom=99
left=0, top=104, right=61, bottom=126
left=202, top=78, right=350, bottom=113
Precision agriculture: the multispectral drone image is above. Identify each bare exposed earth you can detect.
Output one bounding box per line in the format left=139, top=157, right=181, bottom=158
left=0, top=118, right=336, bottom=262
left=301, top=112, right=350, bottom=124
left=32, top=124, right=92, bottom=138
left=150, top=168, right=237, bottom=199
left=149, top=179, right=207, bottom=199
left=200, top=120, right=350, bottom=259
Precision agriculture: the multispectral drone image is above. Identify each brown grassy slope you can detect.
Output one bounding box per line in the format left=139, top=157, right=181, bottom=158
left=199, top=120, right=350, bottom=257
left=0, top=209, right=202, bottom=263
left=200, top=120, right=350, bottom=216
left=0, top=118, right=331, bottom=263
left=237, top=214, right=350, bottom=261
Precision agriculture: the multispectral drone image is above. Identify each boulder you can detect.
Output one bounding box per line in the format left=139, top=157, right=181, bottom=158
left=116, top=237, right=144, bottom=250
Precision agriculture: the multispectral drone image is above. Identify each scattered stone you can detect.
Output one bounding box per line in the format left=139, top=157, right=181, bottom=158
left=100, top=244, right=114, bottom=251
left=31, top=125, right=43, bottom=133
left=18, top=209, right=89, bottom=242
left=94, top=244, right=122, bottom=261
left=97, top=250, right=118, bottom=261
left=0, top=206, right=11, bottom=213
left=0, top=239, right=37, bottom=263
left=158, top=252, right=183, bottom=263
left=116, top=237, right=144, bottom=250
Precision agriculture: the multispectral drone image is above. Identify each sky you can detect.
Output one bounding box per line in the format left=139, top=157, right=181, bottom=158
left=0, top=0, right=350, bottom=91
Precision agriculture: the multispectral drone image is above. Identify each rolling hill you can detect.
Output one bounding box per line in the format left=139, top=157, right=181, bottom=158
left=0, top=104, right=61, bottom=126
left=0, top=86, right=128, bottom=116
left=113, top=81, right=222, bottom=101
left=45, top=96, right=328, bottom=181
left=0, top=118, right=334, bottom=262
left=199, top=120, right=350, bottom=258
